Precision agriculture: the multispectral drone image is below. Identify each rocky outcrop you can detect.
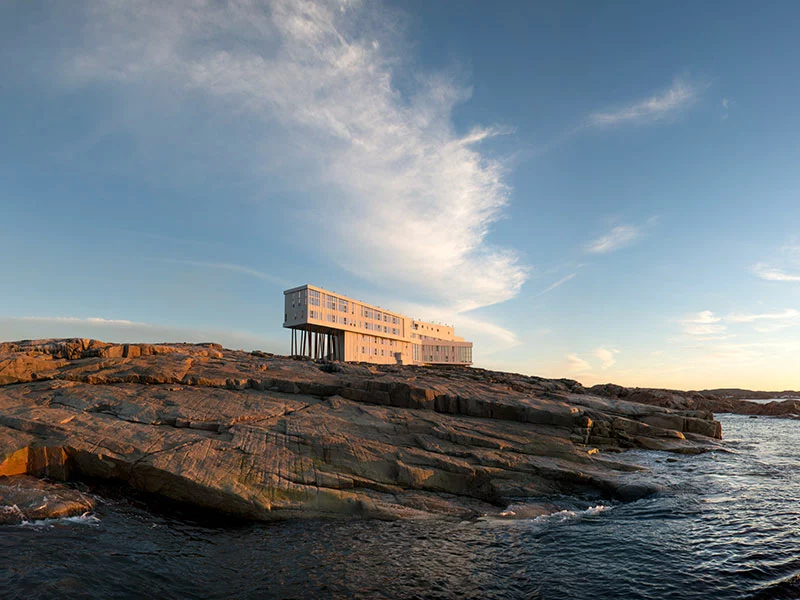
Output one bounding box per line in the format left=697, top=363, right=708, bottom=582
left=0, top=339, right=723, bottom=521
left=588, top=384, right=800, bottom=418
left=0, top=475, right=95, bottom=524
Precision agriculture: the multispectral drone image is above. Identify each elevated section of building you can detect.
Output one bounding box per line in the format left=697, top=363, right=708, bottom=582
left=283, top=284, right=473, bottom=366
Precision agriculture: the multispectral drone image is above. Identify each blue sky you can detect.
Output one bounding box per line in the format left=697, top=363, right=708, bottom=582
left=2, top=0, right=800, bottom=389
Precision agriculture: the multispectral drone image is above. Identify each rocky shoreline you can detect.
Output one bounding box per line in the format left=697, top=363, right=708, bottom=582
left=0, top=339, right=734, bottom=524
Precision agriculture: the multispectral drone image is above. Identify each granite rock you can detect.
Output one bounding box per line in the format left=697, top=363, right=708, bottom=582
left=0, top=339, right=724, bottom=520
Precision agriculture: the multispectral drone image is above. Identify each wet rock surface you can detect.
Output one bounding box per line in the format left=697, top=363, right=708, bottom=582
left=0, top=339, right=724, bottom=520
left=0, top=475, right=95, bottom=524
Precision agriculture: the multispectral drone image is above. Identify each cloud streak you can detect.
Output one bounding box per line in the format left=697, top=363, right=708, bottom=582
left=160, top=259, right=288, bottom=286
left=587, top=79, right=700, bottom=128
left=67, top=0, right=528, bottom=314
left=539, top=273, right=577, bottom=295
left=679, top=308, right=800, bottom=337
left=728, top=309, right=800, bottom=323
left=2, top=316, right=283, bottom=351
left=753, top=264, right=800, bottom=282
left=585, top=225, right=642, bottom=254
left=680, top=311, right=727, bottom=337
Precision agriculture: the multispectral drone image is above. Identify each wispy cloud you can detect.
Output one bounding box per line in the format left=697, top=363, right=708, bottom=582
left=728, top=309, right=800, bottom=323
left=593, top=346, right=619, bottom=369
left=539, top=273, right=577, bottom=295
left=679, top=308, right=800, bottom=338
left=585, top=224, right=642, bottom=254
left=66, top=0, right=528, bottom=314
left=680, top=311, right=727, bottom=337
left=2, top=316, right=283, bottom=351
left=587, top=78, right=701, bottom=128
left=19, top=316, right=148, bottom=327
left=752, top=264, right=800, bottom=282
left=161, top=259, right=287, bottom=286
left=392, top=300, right=519, bottom=354
left=566, top=353, right=592, bottom=374
left=563, top=346, right=620, bottom=375
left=685, top=310, right=722, bottom=324
left=728, top=309, right=800, bottom=333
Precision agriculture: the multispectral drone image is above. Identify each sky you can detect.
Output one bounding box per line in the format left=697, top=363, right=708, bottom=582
left=2, top=0, right=800, bottom=391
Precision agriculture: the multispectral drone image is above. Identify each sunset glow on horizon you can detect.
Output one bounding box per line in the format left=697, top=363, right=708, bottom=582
left=2, top=1, right=800, bottom=391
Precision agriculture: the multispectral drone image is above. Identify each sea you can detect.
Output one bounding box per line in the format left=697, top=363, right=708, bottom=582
left=2, top=411, right=798, bottom=600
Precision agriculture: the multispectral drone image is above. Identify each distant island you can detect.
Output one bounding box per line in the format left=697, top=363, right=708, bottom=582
left=0, top=339, right=797, bottom=525
left=700, top=388, right=800, bottom=400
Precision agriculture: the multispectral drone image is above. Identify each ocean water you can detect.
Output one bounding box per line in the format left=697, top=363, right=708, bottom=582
left=2, top=413, right=798, bottom=600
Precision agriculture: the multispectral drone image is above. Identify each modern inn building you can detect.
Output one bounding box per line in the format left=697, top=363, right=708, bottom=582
left=283, top=284, right=473, bottom=366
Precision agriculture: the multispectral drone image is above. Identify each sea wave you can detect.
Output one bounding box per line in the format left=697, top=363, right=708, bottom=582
left=486, top=503, right=613, bottom=523
left=16, top=512, right=101, bottom=528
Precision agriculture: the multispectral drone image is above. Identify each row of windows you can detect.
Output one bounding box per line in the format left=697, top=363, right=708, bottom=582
left=290, top=289, right=308, bottom=308
left=358, top=334, right=396, bottom=347
left=293, top=290, right=403, bottom=333
left=361, top=347, right=393, bottom=357
left=326, top=314, right=356, bottom=326
left=412, top=322, right=447, bottom=334
left=361, top=307, right=399, bottom=325
left=414, top=344, right=472, bottom=363
left=364, top=322, right=400, bottom=335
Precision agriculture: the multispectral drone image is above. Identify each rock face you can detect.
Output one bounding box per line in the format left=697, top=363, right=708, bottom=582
left=0, top=339, right=723, bottom=521
left=0, top=475, right=95, bottom=524
left=588, top=384, right=800, bottom=418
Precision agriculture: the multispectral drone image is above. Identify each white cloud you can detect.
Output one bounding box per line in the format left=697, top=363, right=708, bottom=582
left=539, top=273, right=577, bottom=295
left=566, top=353, right=592, bottom=374
left=685, top=310, right=722, bottom=324
left=728, top=309, right=800, bottom=323
left=678, top=307, right=800, bottom=338
left=753, top=264, right=800, bottom=282
left=67, top=0, right=528, bottom=314
left=585, top=225, right=641, bottom=254
left=19, top=316, right=147, bottom=327
left=593, top=346, right=619, bottom=369
left=680, top=311, right=727, bottom=336
left=587, top=78, right=700, bottom=128
left=728, top=309, right=800, bottom=333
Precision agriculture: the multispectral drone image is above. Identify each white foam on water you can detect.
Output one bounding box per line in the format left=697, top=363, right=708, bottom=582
left=529, top=505, right=612, bottom=524
left=483, top=503, right=613, bottom=524
left=16, top=511, right=101, bottom=528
